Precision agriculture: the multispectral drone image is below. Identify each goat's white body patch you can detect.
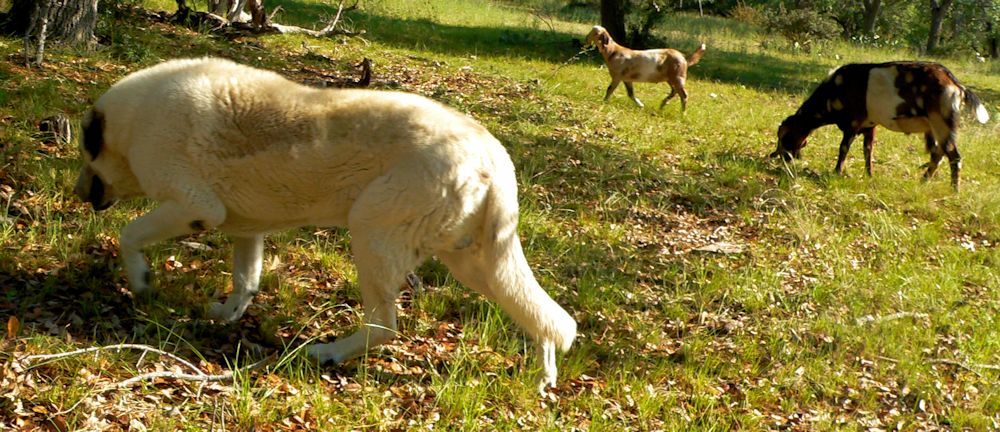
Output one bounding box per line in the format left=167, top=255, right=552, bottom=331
left=866, top=67, right=931, bottom=134
left=623, top=51, right=669, bottom=82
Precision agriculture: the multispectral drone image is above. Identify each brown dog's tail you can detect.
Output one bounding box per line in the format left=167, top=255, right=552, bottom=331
left=687, top=43, right=707, bottom=66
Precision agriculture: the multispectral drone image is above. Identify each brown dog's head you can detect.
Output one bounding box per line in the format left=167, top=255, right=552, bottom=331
left=771, top=115, right=809, bottom=161
left=586, top=25, right=611, bottom=47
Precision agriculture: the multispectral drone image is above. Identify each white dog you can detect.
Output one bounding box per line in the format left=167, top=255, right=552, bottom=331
left=74, top=57, right=576, bottom=391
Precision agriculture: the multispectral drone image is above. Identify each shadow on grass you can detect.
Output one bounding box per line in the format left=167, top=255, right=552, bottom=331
left=318, top=6, right=832, bottom=96
left=0, top=238, right=289, bottom=364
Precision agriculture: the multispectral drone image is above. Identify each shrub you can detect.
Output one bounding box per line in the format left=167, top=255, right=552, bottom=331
left=764, top=7, right=839, bottom=48
left=729, top=1, right=764, bottom=27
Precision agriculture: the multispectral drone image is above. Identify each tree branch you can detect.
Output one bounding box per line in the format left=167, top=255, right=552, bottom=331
left=112, top=354, right=274, bottom=389
left=19, top=343, right=206, bottom=376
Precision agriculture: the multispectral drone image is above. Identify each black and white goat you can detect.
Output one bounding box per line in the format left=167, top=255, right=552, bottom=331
left=771, top=61, right=989, bottom=191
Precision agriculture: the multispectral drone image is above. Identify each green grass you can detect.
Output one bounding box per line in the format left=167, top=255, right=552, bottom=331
left=2, top=1, right=1000, bottom=430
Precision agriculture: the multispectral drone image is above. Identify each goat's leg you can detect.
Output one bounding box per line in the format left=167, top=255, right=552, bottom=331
left=659, top=88, right=677, bottom=109
left=678, top=86, right=689, bottom=112
left=922, top=133, right=945, bottom=181
left=943, top=133, right=961, bottom=192
left=603, top=79, right=621, bottom=102
left=861, top=127, right=876, bottom=177
left=834, top=131, right=857, bottom=175
left=623, top=82, right=644, bottom=107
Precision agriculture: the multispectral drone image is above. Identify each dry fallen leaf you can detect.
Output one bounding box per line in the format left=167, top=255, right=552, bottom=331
left=6, top=315, right=19, bottom=339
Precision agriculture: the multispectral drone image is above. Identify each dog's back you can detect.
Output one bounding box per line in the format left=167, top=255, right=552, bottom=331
left=93, top=58, right=506, bottom=232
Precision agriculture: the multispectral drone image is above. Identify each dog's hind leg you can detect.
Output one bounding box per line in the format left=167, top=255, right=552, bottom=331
left=308, top=225, right=417, bottom=364
left=437, top=239, right=575, bottom=394
left=208, top=234, right=264, bottom=321
left=308, top=177, right=423, bottom=364
left=120, top=200, right=225, bottom=294
left=435, top=186, right=576, bottom=394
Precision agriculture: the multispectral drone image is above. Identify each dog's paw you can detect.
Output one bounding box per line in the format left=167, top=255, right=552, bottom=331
left=207, top=302, right=243, bottom=322
left=127, top=268, right=154, bottom=295
left=537, top=373, right=557, bottom=396
left=307, top=343, right=342, bottom=365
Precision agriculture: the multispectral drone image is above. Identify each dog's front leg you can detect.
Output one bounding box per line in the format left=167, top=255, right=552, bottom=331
left=120, top=201, right=217, bottom=294
left=208, top=234, right=264, bottom=322
left=537, top=340, right=558, bottom=394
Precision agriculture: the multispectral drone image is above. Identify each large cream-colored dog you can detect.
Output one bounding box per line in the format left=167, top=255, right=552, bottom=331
left=74, top=57, right=576, bottom=391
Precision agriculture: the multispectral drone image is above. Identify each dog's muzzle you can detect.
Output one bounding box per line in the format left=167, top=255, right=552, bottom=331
left=75, top=171, right=115, bottom=211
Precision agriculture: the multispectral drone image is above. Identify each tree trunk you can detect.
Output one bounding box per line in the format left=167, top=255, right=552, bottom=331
left=861, top=0, right=881, bottom=35
left=0, top=0, right=98, bottom=46
left=926, top=0, right=953, bottom=52
left=987, top=21, right=1000, bottom=59
left=600, top=0, right=627, bottom=44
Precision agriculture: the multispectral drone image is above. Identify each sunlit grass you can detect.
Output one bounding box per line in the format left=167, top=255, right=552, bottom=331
left=2, top=0, right=1000, bottom=430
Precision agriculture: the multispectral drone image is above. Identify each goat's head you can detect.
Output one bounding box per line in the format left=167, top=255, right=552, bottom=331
left=586, top=25, right=611, bottom=47
left=772, top=116, right=809, bottom=161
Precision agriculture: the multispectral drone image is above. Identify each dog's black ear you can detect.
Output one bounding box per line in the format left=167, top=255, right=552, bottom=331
left=600, top=32, right=609, bottom=45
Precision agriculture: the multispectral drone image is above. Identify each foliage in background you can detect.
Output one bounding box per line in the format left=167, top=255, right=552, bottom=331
left=763, top=4, right=840, bottom=49
left=591, top=0, right=1000, bottom=58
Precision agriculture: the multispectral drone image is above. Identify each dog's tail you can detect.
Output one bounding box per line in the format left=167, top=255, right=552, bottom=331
left=687, top=43, right=707, bottom=67
left=481, top=164, right=577, bottom=353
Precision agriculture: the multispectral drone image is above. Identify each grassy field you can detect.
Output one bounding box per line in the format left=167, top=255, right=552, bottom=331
left=2, top=0, right=1000, bottom=430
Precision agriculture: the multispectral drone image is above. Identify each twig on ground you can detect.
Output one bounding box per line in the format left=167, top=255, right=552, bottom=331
left=17, top=343, right=277, bottom=419
left=873, top=355, right=1000, bottom=378
left=19, top=343, right=206, bottom=376
left=930, top=358, right=1000, bottom=376
left=855, top=312, right=930, bottom=325
left=112, top=354, right=275, bottom=389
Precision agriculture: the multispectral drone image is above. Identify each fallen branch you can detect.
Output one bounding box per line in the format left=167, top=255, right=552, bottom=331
left=930, top=358, right=1000, bottom=375
left=19, top=343, right=206, bottom=376
left=112, top=354, right=275, bottom=389
left=268, top=1, right=364, bottom=37
left=16, top=343, right=277, bottom=419
left=873, top=355, right=1000, bottom=378
left=855, top=312, right=930, bottom=326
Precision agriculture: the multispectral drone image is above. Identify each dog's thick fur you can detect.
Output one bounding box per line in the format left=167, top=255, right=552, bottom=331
left=586, top=25, right=706, bottom=111
left=74, top=57, right=577, bottom=391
